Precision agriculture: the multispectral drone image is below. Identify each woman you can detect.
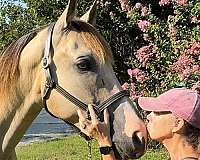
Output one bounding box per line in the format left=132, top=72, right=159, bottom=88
left=77, top=88, right=200, bottom=160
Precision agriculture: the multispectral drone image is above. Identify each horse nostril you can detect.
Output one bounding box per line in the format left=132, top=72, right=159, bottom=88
left=132, top=131, right=146, bottom=154
left=136, top=131, right=144, bottom=143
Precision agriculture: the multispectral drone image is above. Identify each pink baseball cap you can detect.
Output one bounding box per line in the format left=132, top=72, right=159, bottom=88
left=138, top=88, right=200, bottom=129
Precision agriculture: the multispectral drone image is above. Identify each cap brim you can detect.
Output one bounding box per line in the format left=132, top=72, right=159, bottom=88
left=138, top=97, right=170, bottom=112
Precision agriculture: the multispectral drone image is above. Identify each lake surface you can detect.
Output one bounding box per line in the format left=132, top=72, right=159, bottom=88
left=19, top=109, right=76, bottom=145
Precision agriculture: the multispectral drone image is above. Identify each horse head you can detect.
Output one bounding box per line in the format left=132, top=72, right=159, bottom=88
left=39, top=0, right=147, bottom=159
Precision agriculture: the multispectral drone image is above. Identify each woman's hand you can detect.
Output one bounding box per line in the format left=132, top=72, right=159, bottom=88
left=77, top=104, right=112, bottom=147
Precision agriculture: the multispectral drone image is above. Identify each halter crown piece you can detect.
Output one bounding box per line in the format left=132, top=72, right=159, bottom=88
left=42, top=23, right=129, bottom=120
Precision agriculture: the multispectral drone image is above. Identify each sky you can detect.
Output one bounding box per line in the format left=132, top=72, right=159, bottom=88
left=2, top=0, right=27, bottom=8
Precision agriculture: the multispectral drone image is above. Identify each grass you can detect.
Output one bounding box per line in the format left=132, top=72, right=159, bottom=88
left=16, top=134, right=169, bottom=160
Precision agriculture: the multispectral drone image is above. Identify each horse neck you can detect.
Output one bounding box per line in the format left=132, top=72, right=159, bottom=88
left=0, top=28, right=48, bottom=157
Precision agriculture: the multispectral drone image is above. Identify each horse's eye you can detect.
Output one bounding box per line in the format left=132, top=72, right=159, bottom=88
left=76, top=59, right=92, bottom=71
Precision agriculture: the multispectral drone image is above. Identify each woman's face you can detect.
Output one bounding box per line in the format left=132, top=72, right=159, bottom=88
left=146, top=111, right=176, bottom=142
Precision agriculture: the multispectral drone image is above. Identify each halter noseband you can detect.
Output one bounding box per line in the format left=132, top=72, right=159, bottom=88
left=42, top=23, right=129, bottom=120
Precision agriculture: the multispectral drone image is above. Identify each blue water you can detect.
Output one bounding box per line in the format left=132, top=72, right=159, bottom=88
left=20, top=109, right=76, bottom=145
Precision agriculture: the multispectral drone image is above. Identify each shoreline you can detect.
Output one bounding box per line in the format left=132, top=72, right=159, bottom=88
left=17, top=133, right=75, bottom=147
left=18, top=127, right=77, bottom=147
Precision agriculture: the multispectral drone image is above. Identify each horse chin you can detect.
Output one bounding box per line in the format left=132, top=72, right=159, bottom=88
left=113, top=142, right=145, bottom=160
left=113, top=138, right=145, bottom=160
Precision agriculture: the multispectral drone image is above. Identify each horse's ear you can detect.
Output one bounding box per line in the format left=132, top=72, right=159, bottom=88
left=53, top=0, right=77, bottom=44
left=56, top=0, right=77, bottom=28
left=80, top=0, right=97, bottom=26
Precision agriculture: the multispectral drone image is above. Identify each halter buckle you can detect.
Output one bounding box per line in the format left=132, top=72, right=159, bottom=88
left=42, top=57, right=49, bottom=69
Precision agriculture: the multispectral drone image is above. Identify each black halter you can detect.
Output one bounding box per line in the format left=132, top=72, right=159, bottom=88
left=42, top=23, right=129, bottom=121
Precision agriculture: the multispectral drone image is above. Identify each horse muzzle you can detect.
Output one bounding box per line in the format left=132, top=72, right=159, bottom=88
left=112, top=131, right=146, bottom=159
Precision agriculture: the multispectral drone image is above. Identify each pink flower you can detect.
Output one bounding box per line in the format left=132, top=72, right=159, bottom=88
left=127, top=68, right=146, bottom=82
left=182, top=68, right=191, bottom=78
left=137, top=20, right=151, bottom=32
left=175, top=0, right=188, bottom=6
left=172, top=54, right=198, bottom=80
left=136, top=45, right=157, bottom=66
left=131, top=68, right=140, bottom=75
left=132, top=68, right=146, bottom=82
left=141, top=7, right=149, bottom=17
left=135, top=72, right=145, bottom=82
left=187, top=41, right=200, bottom=55
left=159, top=0, right=171, bottom=6
left=172, top=54, right=193, bottom=73
left=130, top=83, right=136, bottom=91
left=192, top=65, right=199, bottom=73
left=178, top=69, right=191, bottom=80
left=191, top=16, right=198, bottom=24
left=127, top=69, right=133, bottom=77
left=122, top=82, right=130, bottom=90
left=135, top=3, right=142, bottom=9
left=118, top=0, right=130, bottom=11
left=129, top=83, right=139, bottom=100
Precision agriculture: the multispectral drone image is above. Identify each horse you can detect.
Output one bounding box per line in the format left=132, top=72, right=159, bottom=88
left=0, top=0, right=147, bottom=159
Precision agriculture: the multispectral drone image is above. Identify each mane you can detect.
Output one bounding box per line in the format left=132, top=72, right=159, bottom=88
left=0, top=27, right=45, bottom=95
left=68, top=20, right=114, bottom=64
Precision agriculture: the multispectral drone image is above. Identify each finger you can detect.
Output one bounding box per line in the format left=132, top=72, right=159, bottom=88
left=88, top=104, right=98, bottom=123
left=104, top=109, right=110, bottom=125
left=78, top=110, right=89, bottom=125
left=78, top=117, right=85, bottom=129
left=77, top=109, right=86, bottom=121
left=78, top=118, right=90, bottom=132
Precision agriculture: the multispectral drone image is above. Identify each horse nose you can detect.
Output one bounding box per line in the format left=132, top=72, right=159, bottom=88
left=132, top=118, right=147, bottom=145
left=116, top=130, right=147, bottom=159
left=131, top=130, right=147, bottom=158
left=124, top=115, right=147, bottom=157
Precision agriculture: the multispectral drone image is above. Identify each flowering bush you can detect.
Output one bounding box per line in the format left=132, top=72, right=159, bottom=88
left=98, top=0, right=200, bottom=99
